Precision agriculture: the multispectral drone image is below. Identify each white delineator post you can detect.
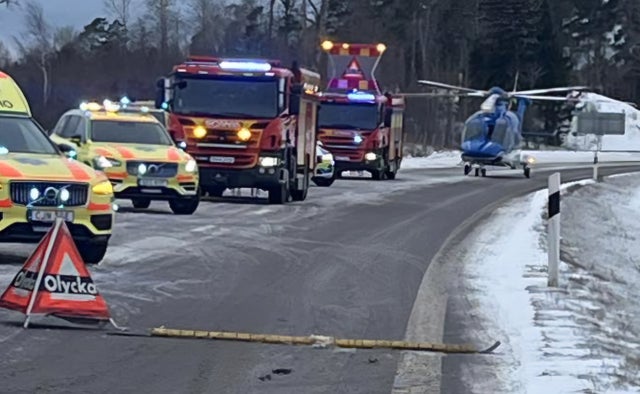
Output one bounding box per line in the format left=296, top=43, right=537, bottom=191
left=547, top=173, right=561, bottom=287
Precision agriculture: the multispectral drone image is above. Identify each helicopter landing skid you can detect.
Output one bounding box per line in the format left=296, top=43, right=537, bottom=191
left=463, top=160, right=530, bottom=178
left=463, top=162, right=487, bottom=177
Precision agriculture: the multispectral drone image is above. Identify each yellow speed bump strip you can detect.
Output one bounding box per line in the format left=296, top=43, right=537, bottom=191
left=149, top=327, right=501, bottom=354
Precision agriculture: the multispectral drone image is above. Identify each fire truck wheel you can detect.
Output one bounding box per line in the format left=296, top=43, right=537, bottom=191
left=371, top=169, right=385, bottom=180
left=131, top=198, right=151, bottom=209
left=385, top=169, right=397, bottom=180
left=169, top=197, right=200, bottom=215
left=77, top=240, right=108, bottom=265
left=268, top=184, right=288, bottom=204
left=204, top=186, right=225, bottom=197
left=312, top=177, right=334, bottom=187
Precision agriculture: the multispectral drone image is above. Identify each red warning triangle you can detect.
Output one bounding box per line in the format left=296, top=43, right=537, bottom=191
left=0, top=220, right=111, bottom=322
left=343, top=57, right=364, bottom=77
left=0, top=230, right=52, bottom=313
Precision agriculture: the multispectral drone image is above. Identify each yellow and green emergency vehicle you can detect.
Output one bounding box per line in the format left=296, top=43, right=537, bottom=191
left=0, top=71, right=115, bottom=264
left=49, top=99, right=200, bottom=214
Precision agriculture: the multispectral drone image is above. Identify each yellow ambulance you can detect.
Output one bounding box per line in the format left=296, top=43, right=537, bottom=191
left=0, top=71, right=114, bottom=264
left=49, top=99, right=200, bottom=214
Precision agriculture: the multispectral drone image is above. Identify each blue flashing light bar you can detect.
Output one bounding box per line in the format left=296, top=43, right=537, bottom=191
left=219, top=60, right=272, bottom=72
left=347, top=91, right=376, bottom=102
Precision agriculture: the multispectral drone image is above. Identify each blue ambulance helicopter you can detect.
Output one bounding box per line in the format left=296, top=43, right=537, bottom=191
left=416, top=79, right=586, bottom=178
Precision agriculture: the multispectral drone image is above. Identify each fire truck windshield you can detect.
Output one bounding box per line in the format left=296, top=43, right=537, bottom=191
left=91, top=120, right=173, bottom=145
left=318, top=102, right=378, bottom=130
left=172, top=76, right=278, bottom=119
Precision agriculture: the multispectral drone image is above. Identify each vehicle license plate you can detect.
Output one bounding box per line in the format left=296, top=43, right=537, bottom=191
left=29, top=210, right=74, bottom=223
left=210, top=156, right=235, bottom=164
left=335, top=156, right=350, bottom=161
left=139, top=178, right=168, bottom=187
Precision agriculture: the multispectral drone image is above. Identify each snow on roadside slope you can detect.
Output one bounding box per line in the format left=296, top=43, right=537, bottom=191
left=565, top=92, right=640, bottom=152
left=400, top=149, right=640, bottom=170
left=456, top=174, right=640, bottom=393
left=401, top=151, right=463, bottom=169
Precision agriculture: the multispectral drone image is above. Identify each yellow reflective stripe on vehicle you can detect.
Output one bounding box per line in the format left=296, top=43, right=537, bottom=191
left=0, top=71, right=31, bottom=116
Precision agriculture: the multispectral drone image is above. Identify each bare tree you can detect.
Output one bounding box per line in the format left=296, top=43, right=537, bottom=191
left=188, top=0, right=227, bottom=53
left=146, top=0, right=176, bottom=62
left=21, top=0, right=53, bottom=105
left=0, top=40, right=11, bottom=68
left=53, top=26, right=77, bottom=50
left=104, top=0, right=135, bottom=27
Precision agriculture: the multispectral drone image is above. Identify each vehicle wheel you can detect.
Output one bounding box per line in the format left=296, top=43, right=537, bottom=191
left=205, top=186, right=225, bottom=197
left=131, top=198, right=151, bottom=209
left=481, top=168, right=487, bottom=177
left=169, top=197, right=200, bottom=215
left=474, top=168, right=480, bottom=177
left=312, top=176, right=335, bottom=187
left=77, top=240, right=109, bottom=265
left=524, top=166, right=531, bottom=178
left=291, top=175, right=309, bottom=201
left=385, top=169, right=397, bottom=180
left=268, top=183, right=288, bottom=204
left=464, top=164, right=471, bottom=175
left=371, top=169, right=385, bottom=180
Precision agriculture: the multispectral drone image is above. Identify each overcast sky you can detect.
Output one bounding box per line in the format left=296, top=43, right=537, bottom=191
left=0, top=0, right=115, bottom=56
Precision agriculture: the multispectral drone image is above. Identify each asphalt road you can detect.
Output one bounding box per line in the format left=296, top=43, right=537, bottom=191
left=0, top=163, right=638, bottom=394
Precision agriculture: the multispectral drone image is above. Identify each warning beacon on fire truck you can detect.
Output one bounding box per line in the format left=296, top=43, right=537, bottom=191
left=317, top=41, right=405, bottom=180
left=155, top=57, right=320, bottom=204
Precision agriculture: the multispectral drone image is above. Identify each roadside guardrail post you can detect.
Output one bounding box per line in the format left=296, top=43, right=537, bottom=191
left=547, top=172, right=560, bottom=287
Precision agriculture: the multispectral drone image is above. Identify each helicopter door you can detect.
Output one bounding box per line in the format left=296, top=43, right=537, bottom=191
left=490, top=118, right=511, bottom=150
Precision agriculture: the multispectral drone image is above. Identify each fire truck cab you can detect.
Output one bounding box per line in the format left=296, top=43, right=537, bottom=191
left=154, top=57, right=321, bottom=204
left=317, top=41, right=405, bottom=180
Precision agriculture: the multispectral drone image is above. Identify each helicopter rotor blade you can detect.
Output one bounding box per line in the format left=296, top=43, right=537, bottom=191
left=417, top=80, right=487, bottom=94
left=511, top=86, right=590, bottom=96
left=398, top=92, right=483, bottom=98
left=513, top=94, right=583, bottom=102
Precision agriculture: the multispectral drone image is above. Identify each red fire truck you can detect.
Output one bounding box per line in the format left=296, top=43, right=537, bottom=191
left=154, top=57, right=321, bottom=204
left=317, top=41, right=405, bottom=180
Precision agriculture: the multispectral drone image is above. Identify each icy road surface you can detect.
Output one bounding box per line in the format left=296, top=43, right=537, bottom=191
left=0, top=159, right=639, bottom=393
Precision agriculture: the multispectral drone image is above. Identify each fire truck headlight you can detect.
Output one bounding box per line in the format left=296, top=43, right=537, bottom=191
left=237, top=127, right=251, bottom=142
left=259, top=157, right=279, bottom=167
left=185, top=159, right=197, bottom=173
left=365, top=152, right=377, bottom=161
left=193, top=126, right=207, bottom=139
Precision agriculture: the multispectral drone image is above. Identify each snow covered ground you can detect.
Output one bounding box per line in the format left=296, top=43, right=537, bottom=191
left=455, top=172, right=640, bottom=393
left=400, top=149, right=640, bottom=170
left=564, top=92, right=640, bottom=152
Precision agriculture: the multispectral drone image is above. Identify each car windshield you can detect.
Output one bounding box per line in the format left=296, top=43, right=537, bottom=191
left=0, top=116, right=59, bottom=155
left=318, top=102, right=379, bottom=130
left=91, top=120, right=173, bottom=145
left=172, top=76, right=279, bottom=119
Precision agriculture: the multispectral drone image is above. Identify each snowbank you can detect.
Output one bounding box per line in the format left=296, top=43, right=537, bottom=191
left=402, top=150, right=463, bottom=169
left=565, top=92, right=640, bottom=151
left=456, top=173, right=640, bottom=392
left=400, top=149, right=640, bottom=170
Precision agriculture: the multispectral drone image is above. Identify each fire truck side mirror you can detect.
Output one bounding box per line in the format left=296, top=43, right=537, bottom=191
left=154, top=78, right=165, bottom=109
left=289, top=84, right=303, bottom=115
left=384, top=107, right=393, bottom=127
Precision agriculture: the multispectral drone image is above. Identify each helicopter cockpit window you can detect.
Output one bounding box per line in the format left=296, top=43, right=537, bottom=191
left=462, top=118, right=485, bottom=142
